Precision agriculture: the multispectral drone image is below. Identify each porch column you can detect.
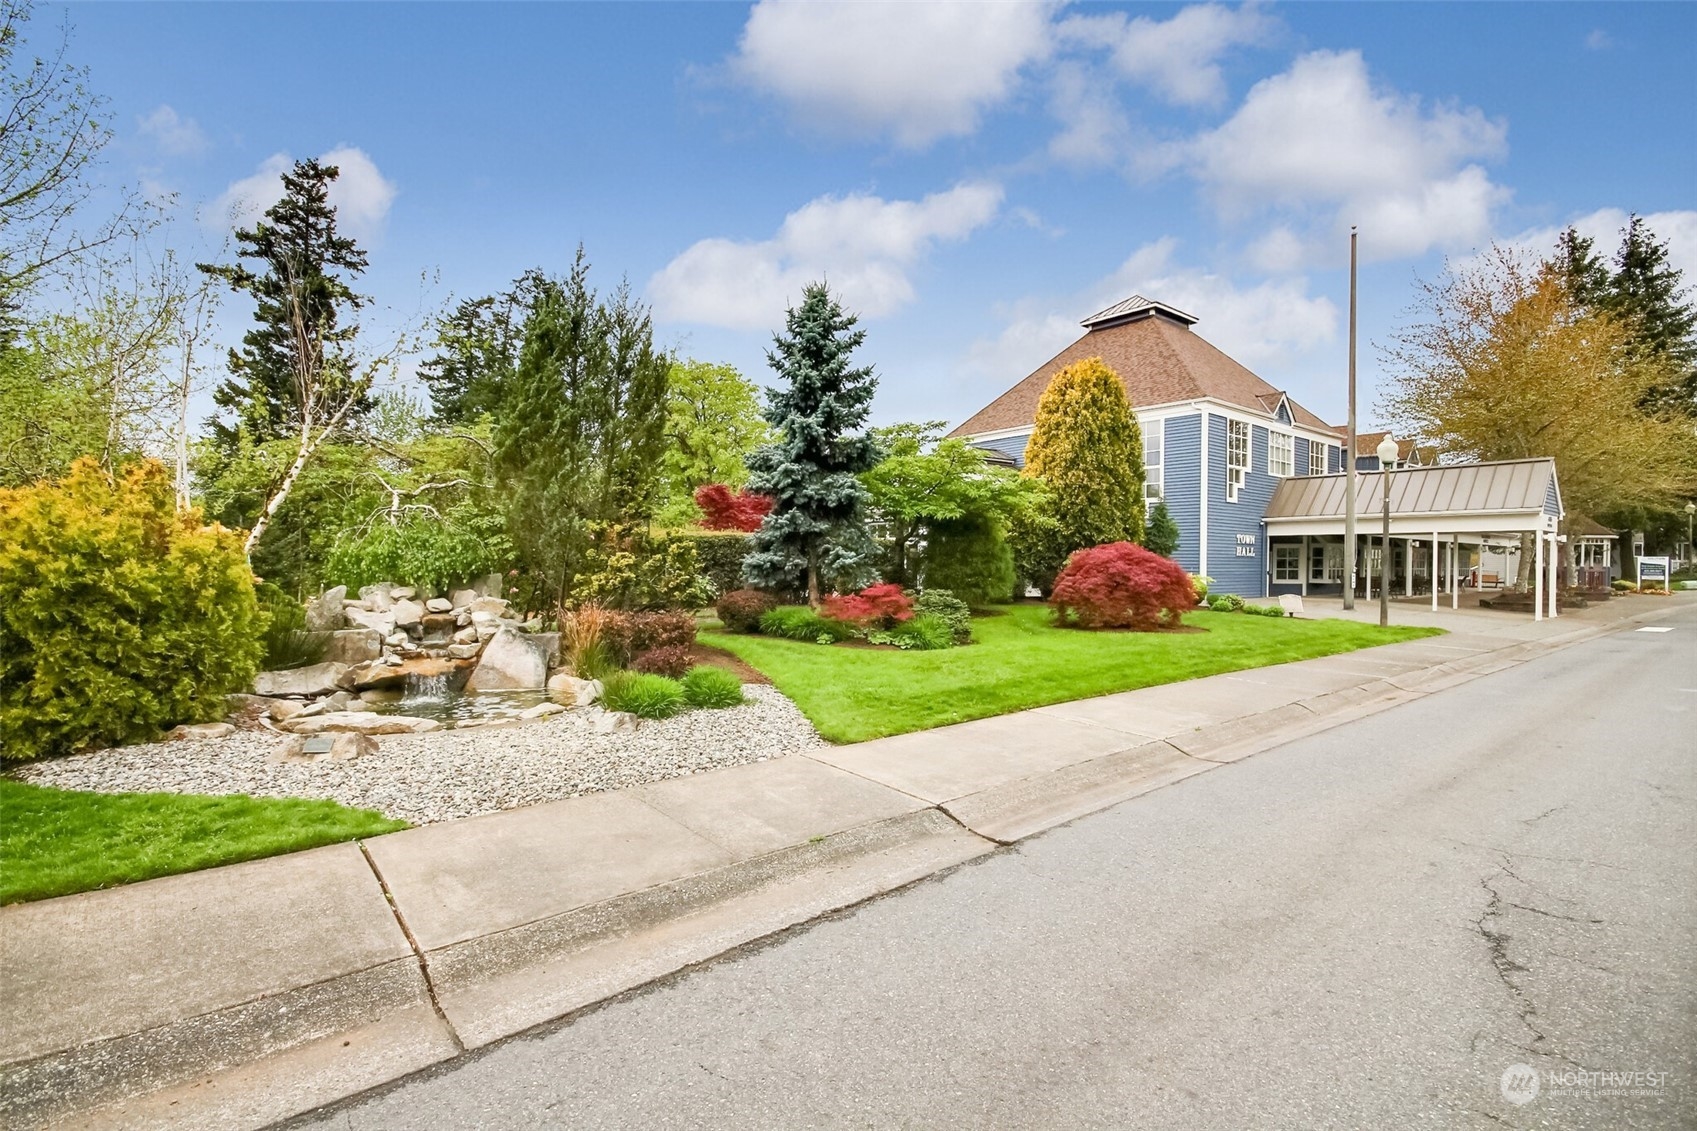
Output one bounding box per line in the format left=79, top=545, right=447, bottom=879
left=1548, top=534, right=1560, bottom=619
left=1534, top=530, right=1544, bottom=622
left=1431, top=531, right=1440, bottom=611
left=1301, top=535, right=1309, bottom=597
left=1450, top=538, right=1459, bottom=609
left=1404, top=539, right=1414, bottom=597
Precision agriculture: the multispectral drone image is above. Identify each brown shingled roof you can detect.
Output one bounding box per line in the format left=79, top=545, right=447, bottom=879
left=951, top=308, right=1339, bottom=437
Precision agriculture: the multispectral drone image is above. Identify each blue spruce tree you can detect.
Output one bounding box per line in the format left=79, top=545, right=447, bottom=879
left=743, top=283, right=880, bottom=606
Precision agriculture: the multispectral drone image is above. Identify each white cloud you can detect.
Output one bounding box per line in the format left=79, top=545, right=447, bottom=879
left=1585, top=28, right=1611, bottom=50
left=1490, top=208, right=1697, bottom=288
left=650, top=182, right=1004, bottom=329
left=730, top=0, right=1056, bottom=148
left=966, top=237, right=1337, bottom=383
left=1045, top=61, right=1132, bottom=167
left=1178, top=50, right=1509, bottom=263
left=137, top=105, right=209, bottom=157
left=1057, top=2, right=1276, bottom=107
left=208, top=146, right=398, bottom=240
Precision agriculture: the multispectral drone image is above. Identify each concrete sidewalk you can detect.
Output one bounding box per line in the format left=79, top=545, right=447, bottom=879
left=1, top=594, right=1683, bottom=1129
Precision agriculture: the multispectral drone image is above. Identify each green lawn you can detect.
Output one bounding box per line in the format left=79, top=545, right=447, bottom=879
left=708, top=603, right=1442, bottom=743
left=0, top=779, right=406, bottom=904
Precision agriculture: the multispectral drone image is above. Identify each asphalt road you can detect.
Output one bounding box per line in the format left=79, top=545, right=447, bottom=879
left=296, top=605, right=1697, bottom=1130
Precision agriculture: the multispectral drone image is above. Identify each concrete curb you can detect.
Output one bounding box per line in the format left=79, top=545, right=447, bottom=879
left=2, top=599, right=1681, bottom=1129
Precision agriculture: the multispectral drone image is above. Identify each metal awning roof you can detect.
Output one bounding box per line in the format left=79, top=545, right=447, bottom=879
left=1263, top=458, right=1562, bottom=537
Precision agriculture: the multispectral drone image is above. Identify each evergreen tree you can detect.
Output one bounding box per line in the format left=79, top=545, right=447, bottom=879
left=1551, top=226, right=1612, bottom=310
left=743, top=282, right=880, bottom=605
left=1145, top=499, right=1181, bottom=559
left=1604, top=215, right=1696, bottom=411
left=491, top=249, right=669, bottom=601
left=420, top=269, right=548, bottom=423
left=200, top=159, right=369, bottom=448
left=1013, top=356, right=1146, bottom=588
left=922, top=516, right=1017, bottom=607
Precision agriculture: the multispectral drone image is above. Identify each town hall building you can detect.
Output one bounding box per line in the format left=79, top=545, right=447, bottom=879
left=952, top=295, right=1568, bottom=611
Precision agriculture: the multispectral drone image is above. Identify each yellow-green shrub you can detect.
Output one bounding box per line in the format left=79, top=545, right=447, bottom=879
left=0, top=459, right=264, bottom=761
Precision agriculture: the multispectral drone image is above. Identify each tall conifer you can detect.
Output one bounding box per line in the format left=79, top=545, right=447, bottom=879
left=743, top=282, right=880, bottom=605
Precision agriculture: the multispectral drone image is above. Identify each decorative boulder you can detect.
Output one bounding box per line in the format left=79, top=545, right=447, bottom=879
left=253, top=662, right=353, bottom=699
left=166, top=721, right=236, bottom=741
left=324, top=628, right=383, bottom=665
left=346, top=655, right=469, bottom=691
left=447, top=643, right=481, bottom=659
left=450, top=588, right=479, bottom=610
left=391, top=586, right=417, bottom=600
left=271, top=731, right=379, bottom=763
left=284, top=712, right=442, bottom=735
left=519, top=702, right=568, bottom=720
left=345, top=607, right=398, bottom=638
left=304, top=586, right=348, bottom=632
left=452, top=626, right=478, bottom=645
left=425, top=597, right=452, bottom=613
left=469, top=595, right=511, bottom=619
left=547, top=673, right=603, bottom=707
left=529, top=631, right=561, bottom=668
left=391, top=598, right=427, bottom=629
left=466, top=628, right=549, bottom=691
left=359, top=583, right=396, bottom=612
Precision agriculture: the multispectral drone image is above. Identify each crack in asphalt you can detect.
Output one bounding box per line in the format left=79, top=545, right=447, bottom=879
left=1474, top=866, right=1598, bottom=1073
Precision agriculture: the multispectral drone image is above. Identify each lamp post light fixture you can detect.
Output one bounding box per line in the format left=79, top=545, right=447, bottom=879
left=1686, top=501, right=1695, bottom=565
left=1377, top=436, right=1399, bottom=627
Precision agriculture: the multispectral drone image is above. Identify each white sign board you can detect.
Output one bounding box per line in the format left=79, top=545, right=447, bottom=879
left=1639, top=555, right=1671, bottom=589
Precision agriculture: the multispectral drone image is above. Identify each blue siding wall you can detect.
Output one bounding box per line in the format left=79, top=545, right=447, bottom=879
left=1162, top=414, right=1202, bottom=575
left=1543, top=475, right=1561, bottom=517
left=1294, top=436, right=1310, bottom=477
left=1328, top=443, right=1344, bottom=474
left=970, top=433, right=1031, bottom=468
left=1205, top=415, right=1280, bottom=596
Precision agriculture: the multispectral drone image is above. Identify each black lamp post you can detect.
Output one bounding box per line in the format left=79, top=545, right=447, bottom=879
left=1377, top=437, right=1399, bottom=627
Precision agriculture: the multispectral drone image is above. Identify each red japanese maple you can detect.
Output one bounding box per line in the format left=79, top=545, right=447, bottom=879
left=694, top=484, right=774, bottom=532
left=821, top=583, right=914, bottom=628
left=1050, top=541, right=1197, bottom=630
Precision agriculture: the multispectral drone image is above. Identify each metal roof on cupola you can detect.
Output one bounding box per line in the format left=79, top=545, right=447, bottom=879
left=1080, top=295, right=1198, bottom=331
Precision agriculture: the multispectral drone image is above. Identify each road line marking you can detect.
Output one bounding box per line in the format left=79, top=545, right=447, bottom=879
left=1635, top=626, right=1674, bottom=633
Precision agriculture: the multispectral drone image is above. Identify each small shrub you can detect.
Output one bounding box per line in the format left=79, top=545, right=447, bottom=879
left=716, top=588, right=776, bottom=633
left=600, top=671, right=686, bottom=719
left=1050, top=541, right=1198, bottom=631
left=1208, top=593, right=1245, bottom=613
left=574, top=523, right=711, bottom=611
left=681, top=665, right=745, bottom=709
left=759, top=606, right=854, bottom=643
left=632, top=645, right=693, bottom=679
left=324, top=511, right=510, bottom=595
left=693, top=484, right=774, bottom=532
left=0, top=459, right=264, bottom=761
left=870, top=614, right=954, bottom=651
left=1611, top=578, right=1634, bottom=592
left=1192, top=575, right=1212, bottom=602
left=671, top=531, right=752, bottom=595
left=822, top=583, right=914, bottom=629
left=913, top=589, right=972, bottom=644
left=602, top=610, right=698, bottom=665
left=256, top=582, right=331, bottom=671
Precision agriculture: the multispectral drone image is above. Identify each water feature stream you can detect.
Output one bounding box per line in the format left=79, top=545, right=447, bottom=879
left=365, top=670, right=555, bottom=728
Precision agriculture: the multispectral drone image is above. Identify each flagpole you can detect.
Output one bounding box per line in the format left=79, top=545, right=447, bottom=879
left=1343, top=226, right=1358, bottom=611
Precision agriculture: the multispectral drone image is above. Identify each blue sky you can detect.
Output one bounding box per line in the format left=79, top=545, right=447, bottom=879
left=52, top=1, right=1697, bottom=433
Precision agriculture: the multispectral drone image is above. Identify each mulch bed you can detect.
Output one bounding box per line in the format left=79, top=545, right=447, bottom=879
left=689, top=643, right=772, bottom=684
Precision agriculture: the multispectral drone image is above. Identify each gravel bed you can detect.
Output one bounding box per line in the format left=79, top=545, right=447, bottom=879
left=9, top=686, right=826, bottom=825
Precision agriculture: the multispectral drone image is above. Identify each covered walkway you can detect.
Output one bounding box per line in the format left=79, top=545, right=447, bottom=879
left=1262, top=458, right=1567, bottom=621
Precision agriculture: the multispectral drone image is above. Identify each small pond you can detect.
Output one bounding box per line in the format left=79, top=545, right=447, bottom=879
left=362, top=670, right=555, bottom=728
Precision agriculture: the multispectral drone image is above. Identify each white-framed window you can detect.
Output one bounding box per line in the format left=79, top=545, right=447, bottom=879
left=1269, top=431, right=1293, bottom=478
left=1143, top=423, right=1163, bottom=503
left=1273, top=544, right=1300, bottom=582
left=1309, top=542, right=1344, bottom=583
left=1226, top=419, right=1249, bottom=502
left=1309, top=442, right=1327, bottom=477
